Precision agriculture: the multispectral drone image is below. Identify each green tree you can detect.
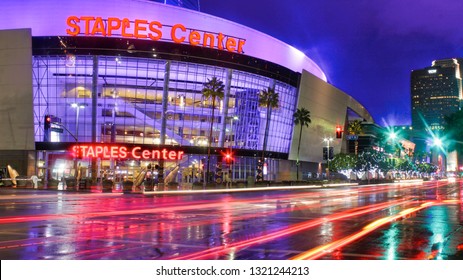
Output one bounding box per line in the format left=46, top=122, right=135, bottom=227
left=348, top=120, right=363, bottom=155
left=293, top=107, right=311, bottom=180
left=258, top=87, right=279, bottom=180
left=354, top=148, right=385, bottom=182
left=330, top=153, right=357, bottom=173
left=396, top=157, right=416, bottom=174
left=417, top=162, right=438, bottom=176
left=202, top=77, right=225, bottom=185
left=377, top=157, right=394, bottom=176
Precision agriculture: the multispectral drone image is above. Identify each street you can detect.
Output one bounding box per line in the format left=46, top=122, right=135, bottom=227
left=0, top=180, right=462, bottom=260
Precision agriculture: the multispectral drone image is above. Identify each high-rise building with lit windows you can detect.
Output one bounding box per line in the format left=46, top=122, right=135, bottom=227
left=411, top=59, right=462, bottom=170
left=411, top=58, right=462, bottom=132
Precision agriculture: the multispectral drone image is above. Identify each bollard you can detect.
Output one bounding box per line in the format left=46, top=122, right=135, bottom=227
left=31, top=175, right=39, bottom=189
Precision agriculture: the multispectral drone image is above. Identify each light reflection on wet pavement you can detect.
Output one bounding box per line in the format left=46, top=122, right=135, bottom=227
left=0, top=180, right=461, bottom=260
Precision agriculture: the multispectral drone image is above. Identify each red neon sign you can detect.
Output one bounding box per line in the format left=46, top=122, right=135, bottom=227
left=71, top=145, right=184, bottom=160
left=65, top=16, right=246, bottom=54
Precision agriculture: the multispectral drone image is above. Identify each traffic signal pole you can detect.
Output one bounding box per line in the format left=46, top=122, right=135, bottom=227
left=326, top=140, right=330, bottom=179
left=323, top=137, right=333, bottom=180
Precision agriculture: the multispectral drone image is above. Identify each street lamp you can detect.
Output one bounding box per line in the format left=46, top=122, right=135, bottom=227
left=191, top=160, right=198, bottom=183
left=229, top=115, right=238, bottom=184
left=432, top=136, right=442, bottom=148
left=388, top=130, right=401, bottom=158
left=71, top=103, right=86, bottom=186
left=229, top=116, right=239, bottom=148
left=324, top=137, right=333, bottom=179
left=430, top=135, right=445, bottom=175
left=71, top=103, right=86, bottom=141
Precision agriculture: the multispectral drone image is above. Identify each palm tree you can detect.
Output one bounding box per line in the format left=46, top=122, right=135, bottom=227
left=202, top=77, right=225, bottom=185
left=258, top=87, right=279, bottom=181
left=293, top=107, right=311, bottom=181
left=348, top=120, right=363, bottom=155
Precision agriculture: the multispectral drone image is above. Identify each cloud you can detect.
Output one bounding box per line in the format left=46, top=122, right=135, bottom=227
left=200, top=0, right=463, bottom=124
left=373, top=1, right=463, bottom=41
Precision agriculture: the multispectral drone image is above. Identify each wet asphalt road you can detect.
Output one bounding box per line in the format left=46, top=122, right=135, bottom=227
left=0, top=180, right=462, bottom=260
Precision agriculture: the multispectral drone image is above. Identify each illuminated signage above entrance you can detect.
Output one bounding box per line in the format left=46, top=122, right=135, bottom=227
left=65, top=16, right=246, bottom=54
left=71, top=144, right=184, bottom=160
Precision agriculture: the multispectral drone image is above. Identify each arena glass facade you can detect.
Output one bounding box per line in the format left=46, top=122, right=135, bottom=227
left=31, top=36, right=298, bottom=186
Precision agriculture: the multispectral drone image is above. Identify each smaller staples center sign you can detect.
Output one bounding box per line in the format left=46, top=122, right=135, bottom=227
left=71, top=144, right=184, bottom=160
left=65, top=16, right=246, bottom=54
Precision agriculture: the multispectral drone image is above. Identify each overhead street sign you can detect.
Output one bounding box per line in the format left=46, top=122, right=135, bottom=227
left=51, top=127, right=64, bottom=133
left=346, top=135, right=358, bottom=140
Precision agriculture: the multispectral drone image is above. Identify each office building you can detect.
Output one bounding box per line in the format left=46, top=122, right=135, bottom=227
left=411, top=58, right=462, bottom=171
left=411, top=58, right=462, bottom=132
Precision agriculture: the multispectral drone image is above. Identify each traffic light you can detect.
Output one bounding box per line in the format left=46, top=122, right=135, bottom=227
left=224, top=152, right=233, bottom=164
left=336, top=125, right=343, bottom=138
left=220, top=149, right=234, bottom=164
left=323, top=147, right=334, bottom=160
left=44, top=115, right=52, bottom=130
left=43, top=115, right=52, bottom=142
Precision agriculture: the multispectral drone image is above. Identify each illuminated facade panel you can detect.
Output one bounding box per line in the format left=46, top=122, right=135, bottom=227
left=33, top=54, right=297, bottom=154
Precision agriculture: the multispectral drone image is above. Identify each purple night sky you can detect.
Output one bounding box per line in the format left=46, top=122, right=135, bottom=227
left=200, top=0, right=463, bottom=126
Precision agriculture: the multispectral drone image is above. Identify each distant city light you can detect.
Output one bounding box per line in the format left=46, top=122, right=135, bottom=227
left=432, top=137, right=442, bottom=147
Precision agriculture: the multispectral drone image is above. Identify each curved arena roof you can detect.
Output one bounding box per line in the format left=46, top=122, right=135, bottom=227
left=1, top=0, right=327, bottom=81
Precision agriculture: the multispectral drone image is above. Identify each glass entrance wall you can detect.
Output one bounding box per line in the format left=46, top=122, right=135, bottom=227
left=37, top=148, right=281, bottom=187
left=32, top=55, right=298, bottom=154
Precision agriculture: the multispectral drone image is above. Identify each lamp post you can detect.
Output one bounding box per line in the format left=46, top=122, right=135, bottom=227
left=388, top=130, right=401, bottom=158
left=324, top=137, right=333, bottom=179
left=432, top=136, right=442, bottom=148
left=229, top=116, right=238, bottom=183
left=191, top=160, right=197, bottom=184
left=71, top=103, right=86, bottom=186
left=71, top=103, right=86, bottom=141
left=431, top=135, right=445, bottom=175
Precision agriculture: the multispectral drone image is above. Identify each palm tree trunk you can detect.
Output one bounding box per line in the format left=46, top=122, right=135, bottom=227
left=259, top=106, right=271, bottom=182
left=262, top=105, right=271, bottom=161
left=206, top=97, right=216, bottom=186
left=297, top=124, right=302, bottom=181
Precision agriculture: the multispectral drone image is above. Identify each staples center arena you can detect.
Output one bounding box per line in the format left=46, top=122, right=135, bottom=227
left=0, top=0, right=372, bottom=188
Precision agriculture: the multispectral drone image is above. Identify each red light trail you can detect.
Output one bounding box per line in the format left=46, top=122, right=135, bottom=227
left=290, top=199, right=462, bottom=260
left=0, top=180, right=458, bottom=260
left=171, top=199, right=414, bottom=260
